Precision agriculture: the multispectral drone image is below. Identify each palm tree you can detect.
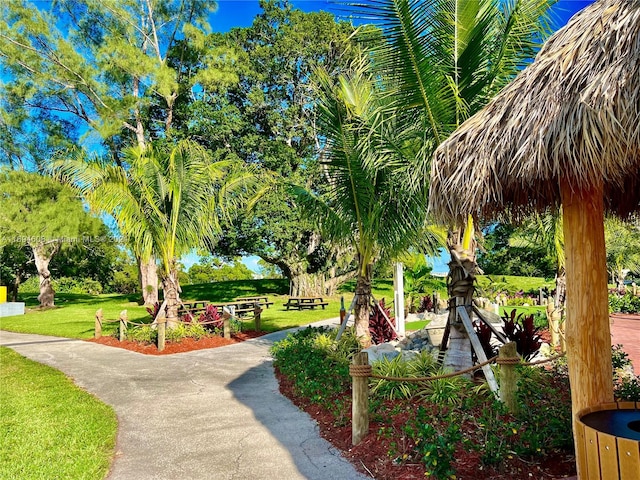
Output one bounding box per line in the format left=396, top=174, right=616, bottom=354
left=296, top=55, right=445, bottom=347
left=55, top=140, right=247, bottom=323
left=351, top=0, right=557, bottom=354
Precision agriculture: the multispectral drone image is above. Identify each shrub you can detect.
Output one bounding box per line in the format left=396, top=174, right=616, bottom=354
left=127, top=325, right=157, bottom=343
left=270, top=327, right=355, bottom=404
left=513, top=364, right=573, bottom=454
left=404, top=407, right=460, bottom=479
left=615, top=376, right=640, bottom=401
left=609, top=293, right=640, bottom=313
left=417, top=295, right=434, bottom=313
left=502, top=309, right=542, bottom=360
left=474, top=320, right=497, bottom=360
left=110, top=267, right=139, bottom=294
left=51, top=277, right=104, bottom=295
left=146, top=302, right=161, bottom=320
left=369, top=299, right=397, bottom=345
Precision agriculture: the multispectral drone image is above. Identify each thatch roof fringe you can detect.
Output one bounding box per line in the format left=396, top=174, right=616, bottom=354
left=429, top=0, right=640, bottom=227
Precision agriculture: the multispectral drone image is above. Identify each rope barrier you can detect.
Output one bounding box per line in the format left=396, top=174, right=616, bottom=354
left=353, top=351, right=566, bottom=383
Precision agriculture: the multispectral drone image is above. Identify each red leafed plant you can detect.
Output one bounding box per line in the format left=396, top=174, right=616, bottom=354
left=501, top=309, right=542, bottom=361
left=369, top=298, right=397, bottom=345
left=196, top=304, right=223, bottom=332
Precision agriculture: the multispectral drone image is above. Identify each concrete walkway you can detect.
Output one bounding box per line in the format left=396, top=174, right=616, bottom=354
left=0, top=321, right=370, bottom=480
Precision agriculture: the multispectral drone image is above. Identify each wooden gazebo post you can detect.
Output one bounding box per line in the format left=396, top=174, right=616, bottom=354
left=561, top=181, right=615, bottom=477
left=561, top=181, right=614, bottom=416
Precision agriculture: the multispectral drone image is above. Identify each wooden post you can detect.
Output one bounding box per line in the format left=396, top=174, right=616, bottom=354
left=546, top=299, right=562, bottom=348
left=157, top=318, right=166, bottom=351
left=222, top=310, right=231, bottom=339
left=351, top=352, right=370, bottom=445
left=95, top=309, right=103, bottom=339
left=499, top=342, right=518, bottom=413
left=253, top=304, right=263, bottom=332
left=119, top=310, right=127, bottom=342
left=561, top=181, right=614, bottom=480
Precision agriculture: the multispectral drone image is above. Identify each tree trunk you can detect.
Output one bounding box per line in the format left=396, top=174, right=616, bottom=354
left=10, top=272, right=21, bottom=302
left=354, top=264, right=373, bottom=348
left=32, top=243, right=57, bottom=308
left=554, top=266, right=567, bottom=313
left=138, top=257, right=158, bottom=306
left=162, top=262, right=181, bottom=328
left=560, top=181, right=613, bottom=480
left=290, top=271, right=326, bottom=297
left=443, top=225, right=478, bottom=372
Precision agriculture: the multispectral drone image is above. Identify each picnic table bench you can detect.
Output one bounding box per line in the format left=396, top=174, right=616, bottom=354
left=178, top=301, right=209, bottom=316
left=234, top=296, right=274, bottom=308
left=283, top=297, right=329, bottom=310
left=178, top=301, right=261, bottom=318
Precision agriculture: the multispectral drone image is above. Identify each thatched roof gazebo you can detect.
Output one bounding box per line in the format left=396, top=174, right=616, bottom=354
left=430, top=0, right=640, bottom=477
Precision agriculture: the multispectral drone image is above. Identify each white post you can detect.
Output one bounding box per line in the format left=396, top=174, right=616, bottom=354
left=393, top=262, right=405, bottom=337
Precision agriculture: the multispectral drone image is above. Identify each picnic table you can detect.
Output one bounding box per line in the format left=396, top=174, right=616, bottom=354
left=178, top=300, right=260, bottom=318
left=283, top=297, right=329, bottom=310
left=178, top=301, right=209, bottom=316
left=234, top=296, right=274, bottom=308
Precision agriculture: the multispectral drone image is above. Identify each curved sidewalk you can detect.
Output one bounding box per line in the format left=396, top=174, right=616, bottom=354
left=0, top=322, right=369, bottom=480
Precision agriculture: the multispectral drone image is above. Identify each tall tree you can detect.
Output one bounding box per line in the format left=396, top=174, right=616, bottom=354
left=352, top=0, right=557, bottom=353
left=55, top=140, right=250, bottom=322
left=0, top=169, right=104, bottom=307
left=297, top=55, right=445, bottom=346
left=169, top=0, right=358, bottom=295
left=0, top=0, right=236, bottom=304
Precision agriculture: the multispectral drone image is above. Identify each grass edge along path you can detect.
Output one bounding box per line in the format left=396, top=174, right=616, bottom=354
left=0, top=347, right=117, bottom=480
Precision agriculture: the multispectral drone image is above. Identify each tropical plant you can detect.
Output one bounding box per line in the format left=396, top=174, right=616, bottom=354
left=54, top=140, right=250, bottom=324
left=502, top=310, right=543, bottom=360
left=294, top=53, right=445, bottom=346
left=350, top=0, right=558, bottom=351
left=369, top=299, right=397, bottom=345
left=604, top=216, right=640, bottom=291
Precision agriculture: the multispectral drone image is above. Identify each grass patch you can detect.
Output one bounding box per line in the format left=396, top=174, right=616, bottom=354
left=2, top=279, right=370, bottom=337
left=476, top=275, right=553, bottom=295
left=0, top=347, right=117, bottom=480
left=0, top=293, right=148, bottom=339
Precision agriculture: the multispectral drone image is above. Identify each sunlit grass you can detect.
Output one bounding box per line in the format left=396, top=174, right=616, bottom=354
left=0, top=347, right=117, bottom=480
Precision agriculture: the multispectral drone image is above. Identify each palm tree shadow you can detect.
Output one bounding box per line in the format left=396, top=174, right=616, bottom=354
left=225, top=332, right=366, bottom=480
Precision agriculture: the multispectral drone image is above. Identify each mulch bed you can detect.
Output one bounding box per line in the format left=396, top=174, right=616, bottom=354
left=86, top=330, right=267, bottom=355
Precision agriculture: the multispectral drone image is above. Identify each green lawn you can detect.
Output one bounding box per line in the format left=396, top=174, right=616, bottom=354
left=2, top=279, right=401, bottom=338
left=0, top=347, right=117, bottom=480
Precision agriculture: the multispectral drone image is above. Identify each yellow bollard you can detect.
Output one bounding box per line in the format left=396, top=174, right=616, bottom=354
left=0, top=286, right=6, bottom=304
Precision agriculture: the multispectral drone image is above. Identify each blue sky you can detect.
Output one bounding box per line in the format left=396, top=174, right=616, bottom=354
left=210, top=1, right=595, bottom=33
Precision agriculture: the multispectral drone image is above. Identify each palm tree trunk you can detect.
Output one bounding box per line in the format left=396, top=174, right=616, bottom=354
left=162, top=267, right=181, bottom=329
left=354, top=263, right=373, bottom=348
left=138, top=257, right=159, bottom=306
left=443, top=226, right=478, bottom=372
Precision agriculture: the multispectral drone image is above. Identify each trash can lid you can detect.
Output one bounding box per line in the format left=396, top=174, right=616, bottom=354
left=581, top=409, right=640, bottom=441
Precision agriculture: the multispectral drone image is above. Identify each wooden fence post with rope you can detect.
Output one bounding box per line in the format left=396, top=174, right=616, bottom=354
left=498, top=342, right=519, bottom=413
left=95, top=308, right=103, bottom=339
left=157, top=318, right=166, bottom=351
left=350, top=352, right=371, bottom=445
left=119, top=310, right=127, bottom=342
left=222, top=310, right=231, bottom=339
left=253, top=304, right=263, bottom=332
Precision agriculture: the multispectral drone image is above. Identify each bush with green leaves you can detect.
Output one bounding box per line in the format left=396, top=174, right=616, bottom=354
left=270, top=326, right=359, bottom=404
left=403, top=407, right=461, bottom=479
left=609, top=293, right=640, bottom=313
left=513, top=364, right=573, bottom=455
